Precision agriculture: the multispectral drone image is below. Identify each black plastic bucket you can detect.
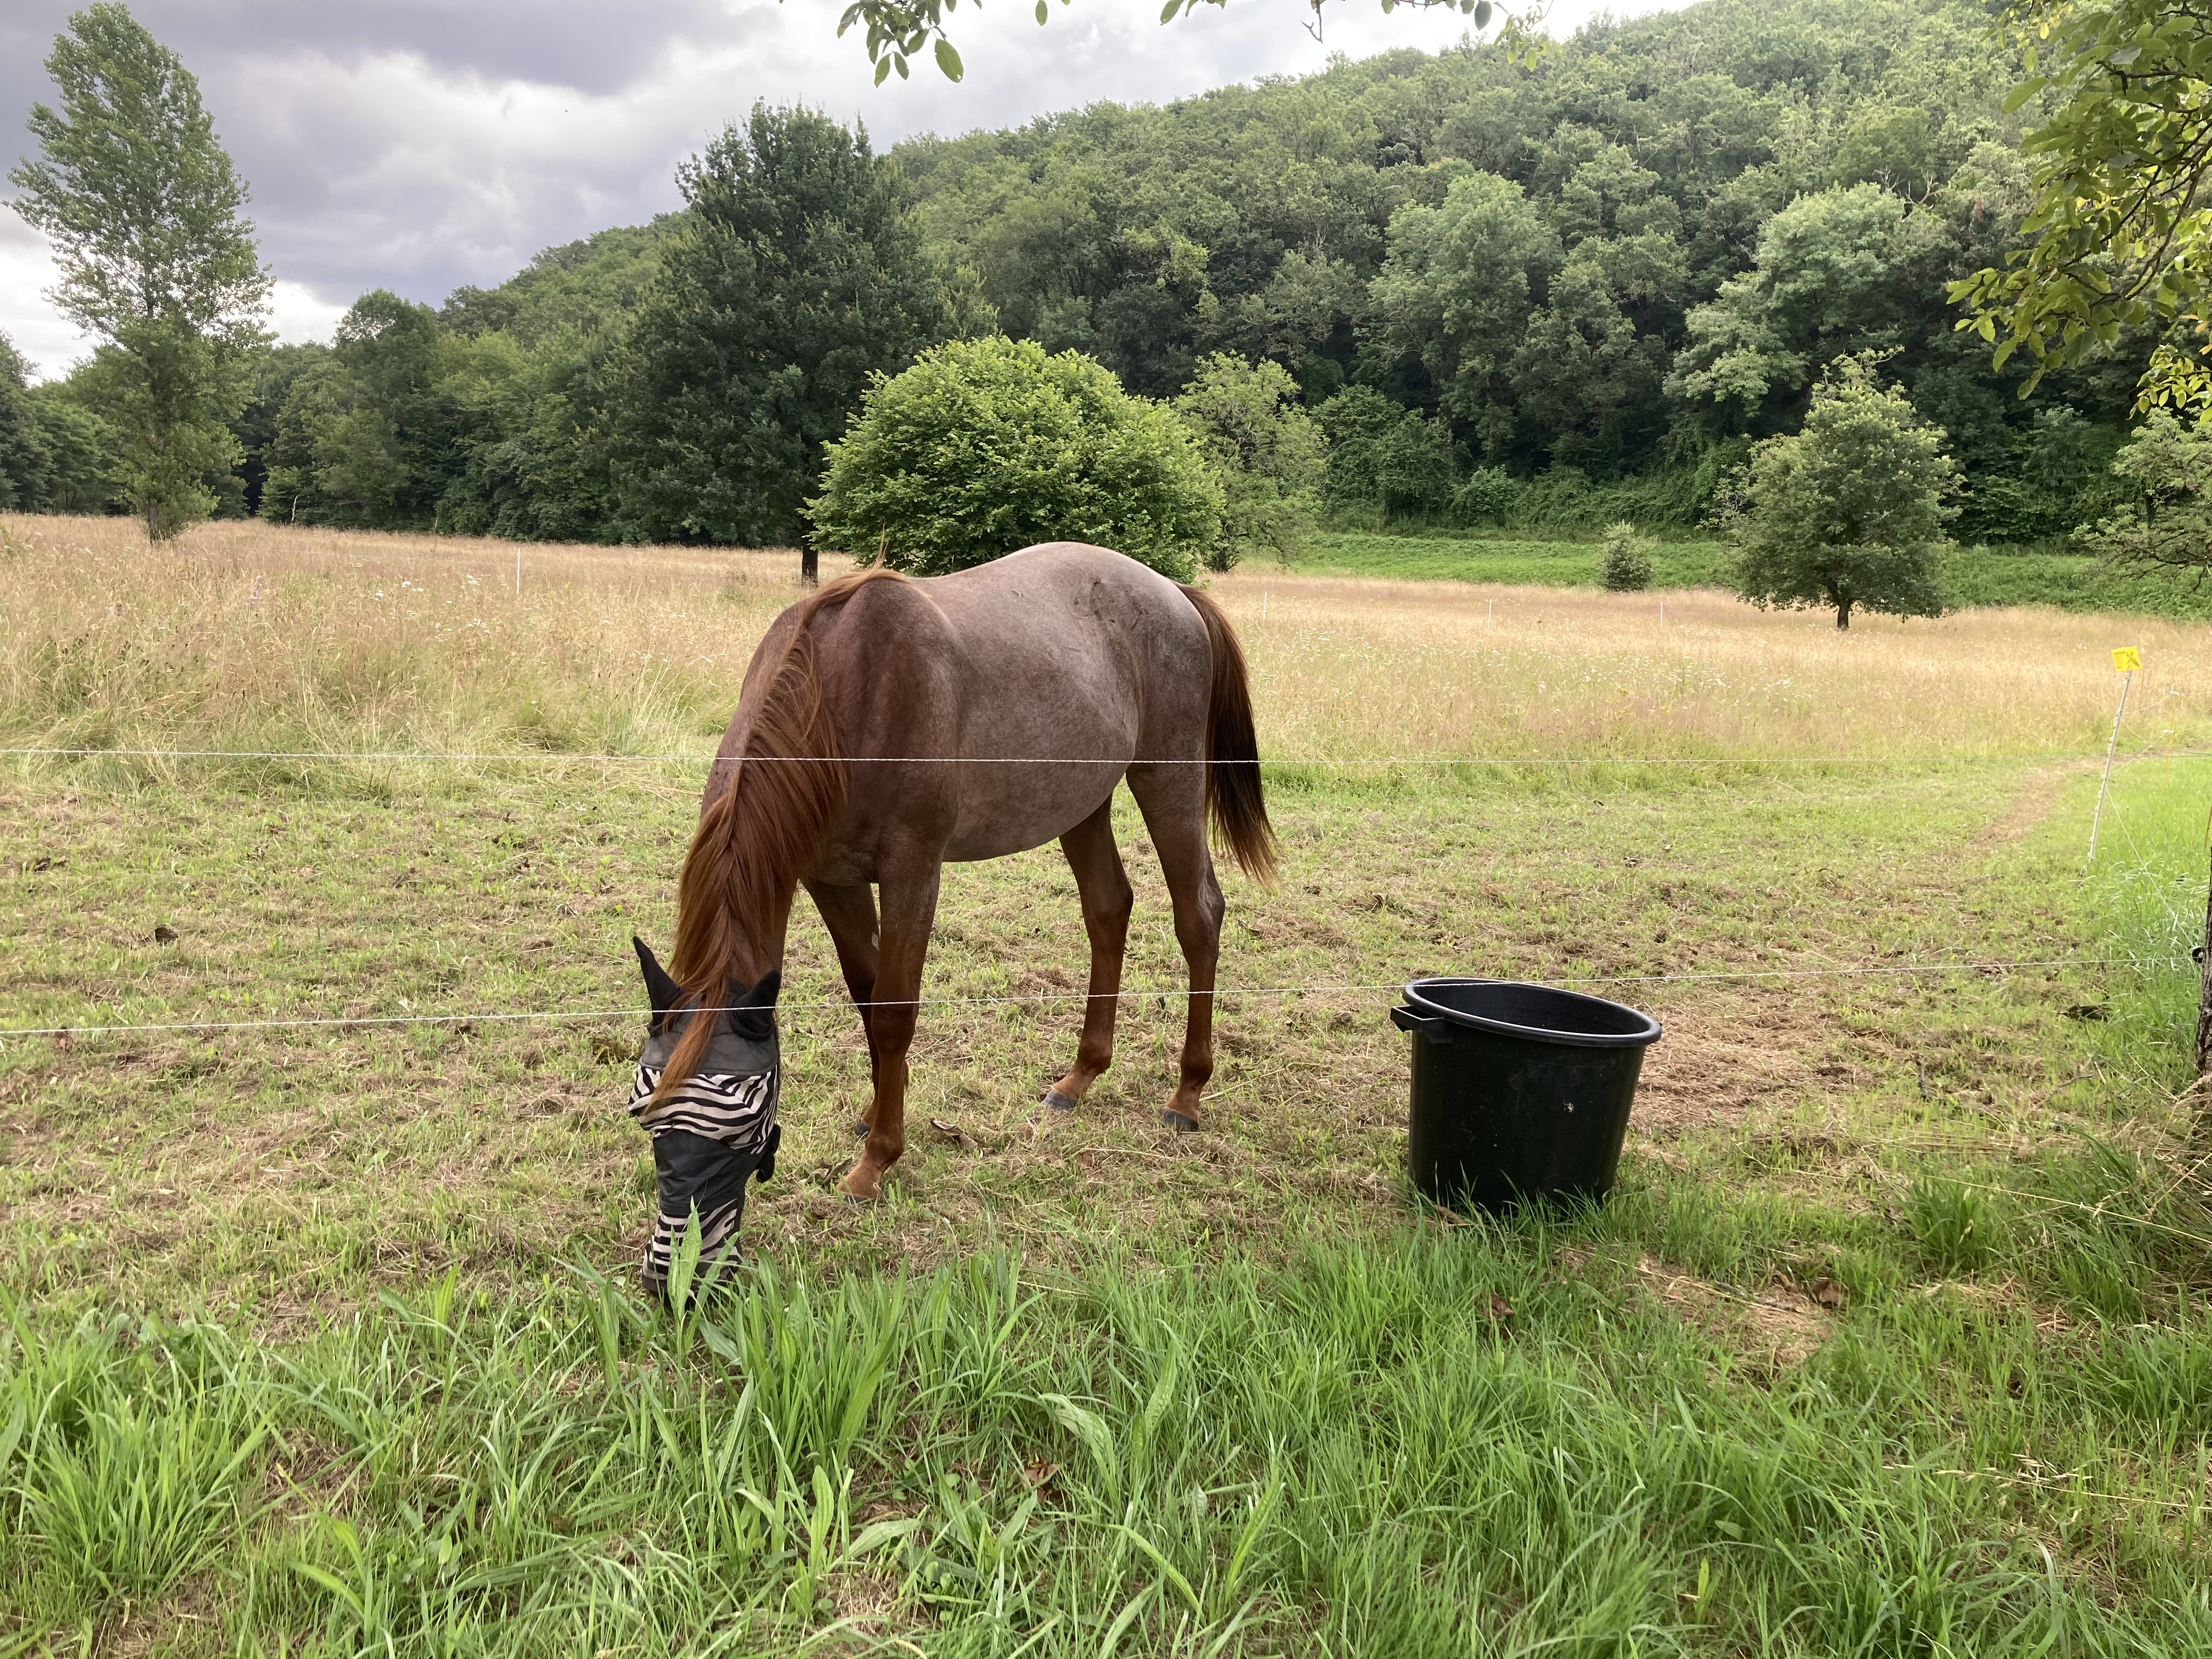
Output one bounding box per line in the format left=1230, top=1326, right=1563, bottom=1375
left=1390, top=978, right=1662, bottom=1211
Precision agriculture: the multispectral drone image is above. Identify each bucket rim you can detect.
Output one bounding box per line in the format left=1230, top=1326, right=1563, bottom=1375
left=1402, top=977, right=1663, bottom=1049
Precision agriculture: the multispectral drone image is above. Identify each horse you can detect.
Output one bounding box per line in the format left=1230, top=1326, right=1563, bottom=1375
left=628, top=540, right=1277, bottom=1253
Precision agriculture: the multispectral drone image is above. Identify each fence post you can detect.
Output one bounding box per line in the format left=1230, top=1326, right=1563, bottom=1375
left=800, top=545, right=819, bottom=588
left=2197, top=826, right=2212, bottom=1081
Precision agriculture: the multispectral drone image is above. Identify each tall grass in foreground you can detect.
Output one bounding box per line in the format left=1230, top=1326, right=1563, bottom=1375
left=5, top=1188, right=2212, bottom=1657
left=7, top=514, right=2211, bottom=774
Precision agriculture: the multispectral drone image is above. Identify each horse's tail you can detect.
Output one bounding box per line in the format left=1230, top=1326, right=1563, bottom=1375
left=1179, top=583, right=1278, bottom=885
left=657, top=569, right=903, bottom=1099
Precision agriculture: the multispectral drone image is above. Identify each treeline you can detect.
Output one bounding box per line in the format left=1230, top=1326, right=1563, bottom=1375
left=1, top=0, right=2154, bottom=545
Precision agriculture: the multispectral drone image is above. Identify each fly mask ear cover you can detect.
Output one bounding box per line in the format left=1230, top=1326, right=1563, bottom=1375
left=628, top=936, right=782, bottom=1292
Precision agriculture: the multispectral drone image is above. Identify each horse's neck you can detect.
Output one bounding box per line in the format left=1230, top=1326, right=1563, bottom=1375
left=735, top=891, right=798, bottom=983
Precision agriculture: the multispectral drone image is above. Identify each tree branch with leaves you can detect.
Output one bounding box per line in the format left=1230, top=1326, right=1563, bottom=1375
left=1952, top=1, right=2212, bottom=407
left=828, top=0, right=1525, bottom=84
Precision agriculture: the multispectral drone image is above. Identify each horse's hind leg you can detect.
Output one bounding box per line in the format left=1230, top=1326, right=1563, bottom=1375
left=840, top=858, right=941, bottom=1202
left=807, top=879, right=881, bottom=1137
left=1045, top=795, right=1133, bottom=1113
left=1124, top=763, right=1223, bottom=1133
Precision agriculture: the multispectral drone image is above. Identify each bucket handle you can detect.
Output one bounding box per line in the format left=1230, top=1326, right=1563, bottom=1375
left=1390, top=1005, right=1453, bottom=1043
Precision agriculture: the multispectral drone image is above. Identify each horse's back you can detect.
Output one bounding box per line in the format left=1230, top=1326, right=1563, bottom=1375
left=812, top=543, right=1212, bottom=864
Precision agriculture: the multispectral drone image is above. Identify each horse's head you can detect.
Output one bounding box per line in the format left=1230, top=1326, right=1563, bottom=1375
left=626, top=935, right=783, bottom=1294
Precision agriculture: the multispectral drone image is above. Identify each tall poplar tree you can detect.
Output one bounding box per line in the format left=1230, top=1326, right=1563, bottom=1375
left=8, top=3, right=269, bottom=539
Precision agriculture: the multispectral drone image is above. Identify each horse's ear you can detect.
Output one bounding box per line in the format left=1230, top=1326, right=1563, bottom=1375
left=726, top=969, right=781, bottom=1041
left=633, top=935, right=681, bottom=1020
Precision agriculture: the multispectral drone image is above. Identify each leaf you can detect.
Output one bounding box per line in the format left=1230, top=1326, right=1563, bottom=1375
left=934, top=37, right=963, bottom=80
left=289, top=1561, right=365, bottom=1620
left=1097, top=1585, right=1154, bottom=1657
left=849, top=1515, right=922, bottom=1556
left=1040, top=1392, right=1119, bottom=1499
left=1160, top=0, right=1181, bottom=18
left=1474, top=0, right=1493, bottom=22
left=695, top=1312, right=742, bottom=1366
left=1040, top=0, right=1052, bottom=21
left=874, top=54, right=891, bottom=84
left=667, top=1204, right=702, bottom=1317
left=1111, top=1521, right=1201, bottom=1613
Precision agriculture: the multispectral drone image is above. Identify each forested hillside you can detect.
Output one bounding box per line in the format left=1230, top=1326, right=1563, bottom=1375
left=1, top=0, right=2154, bottom=546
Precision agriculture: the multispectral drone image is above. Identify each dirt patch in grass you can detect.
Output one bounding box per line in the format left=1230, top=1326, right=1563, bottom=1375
left=103, top=1575, right=224, bottom=1658
left=1634, top=1254, right=1840, bottom=1370
left=1630, top=1000, right=1826, bottom=1136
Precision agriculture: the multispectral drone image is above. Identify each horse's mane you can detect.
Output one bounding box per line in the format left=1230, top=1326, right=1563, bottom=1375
left=656, top=568, right=905, bottom=1097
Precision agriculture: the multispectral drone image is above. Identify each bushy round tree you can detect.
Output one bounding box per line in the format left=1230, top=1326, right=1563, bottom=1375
left=1719, top=354, right=1958, bottom=630
left=808, top=336, right=1222, bottom=580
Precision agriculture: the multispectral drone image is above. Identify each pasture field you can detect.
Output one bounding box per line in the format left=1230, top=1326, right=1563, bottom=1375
left=1298, top=531, right=2212, bottom=620
left=5, top=514, right=2212, bottom=1654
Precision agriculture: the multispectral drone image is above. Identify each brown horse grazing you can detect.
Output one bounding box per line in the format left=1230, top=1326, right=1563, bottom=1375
left=646, top=540, right=1277, bottom=1206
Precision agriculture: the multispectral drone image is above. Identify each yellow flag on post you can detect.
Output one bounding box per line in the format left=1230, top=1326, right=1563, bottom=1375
left=2089, top=650, right=2141, bottom=864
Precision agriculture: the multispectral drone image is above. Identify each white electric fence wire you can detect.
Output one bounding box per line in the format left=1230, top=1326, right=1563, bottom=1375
left=3, top=745, right=2207, bottom=766
left=0, top=955, right=2170, bottom=1041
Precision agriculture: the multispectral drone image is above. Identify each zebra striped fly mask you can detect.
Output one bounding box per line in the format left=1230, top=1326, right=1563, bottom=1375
left=627, top=934, right=782, bottom=1293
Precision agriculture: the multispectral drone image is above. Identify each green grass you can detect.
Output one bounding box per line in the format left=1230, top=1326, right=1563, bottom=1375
left=1292, top=533, right=1728, bottom=590
left=5, top=1157, right=2211, bottom=1652
left=1293, top=532, right=2212, bottom=619
left=1946, top=549, right=2212, bottom=619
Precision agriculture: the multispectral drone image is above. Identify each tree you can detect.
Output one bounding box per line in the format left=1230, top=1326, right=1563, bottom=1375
left=808, top=335, right=1222, bottom=580
left=609, top=103, right=968, bottom=546
left=6, top=3, right=269, bottom=539
left=262, top=292, right=451, bottom=529
left=24, top=385, right=126, bottom=514
left=2079, top=408, right=2212, bottom=580
left=1173, top=353, right=1322, bottom=569
left=1670, top=185, right=1944, bottom=430
left=0, top=335, right=53, bottom=511
left=1314, top=387, right=1458, bottom=523
left=1718, top=356, right=1959, bottom=630
left=1952, top=2, right=2212, bottom=405
left=1369, top=172, right=1559, bottom=447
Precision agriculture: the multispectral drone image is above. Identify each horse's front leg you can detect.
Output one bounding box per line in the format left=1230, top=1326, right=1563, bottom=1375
left=840, top=860, right=941, bottom=1201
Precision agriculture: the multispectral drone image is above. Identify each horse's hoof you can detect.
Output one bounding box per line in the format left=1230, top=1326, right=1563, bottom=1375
left=1043, top=1088, right=1080, bottom=1113
left=1159, top=1108, right=1200, bottom=1134
left=838, top=1166, right=882, bottom=1202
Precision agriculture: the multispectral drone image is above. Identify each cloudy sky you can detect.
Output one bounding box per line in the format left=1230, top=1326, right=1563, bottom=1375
left=2, top=0, right=1670, bottom=379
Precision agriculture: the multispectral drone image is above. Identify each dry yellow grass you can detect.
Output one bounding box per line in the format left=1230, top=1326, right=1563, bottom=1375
left=1218, top=572, right=2212, bottom=763
left=5, top=514, right=2203, bottom=768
